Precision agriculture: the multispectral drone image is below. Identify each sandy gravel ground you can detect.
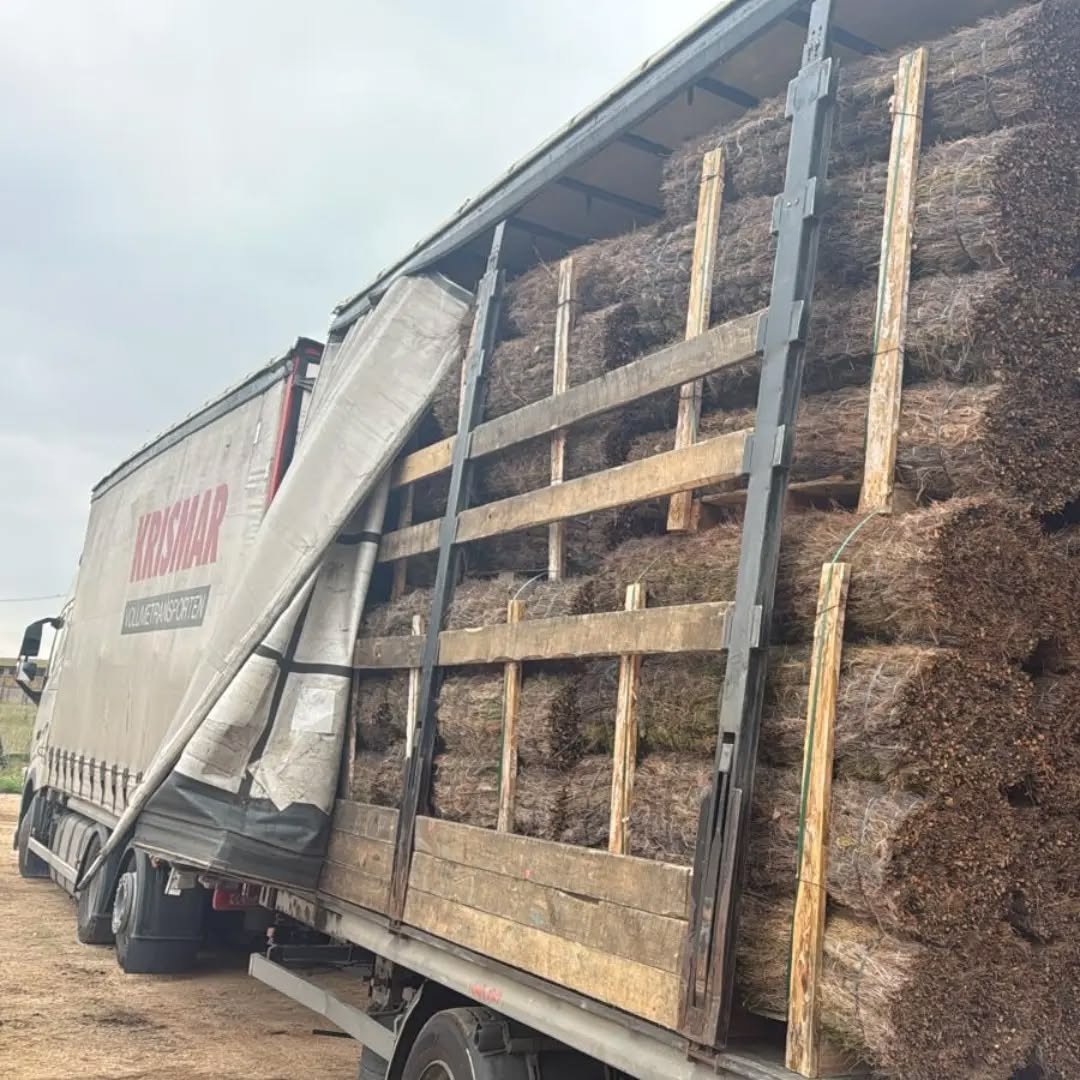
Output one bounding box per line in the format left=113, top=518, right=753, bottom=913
left=0, top=794, right=358, bottom=1080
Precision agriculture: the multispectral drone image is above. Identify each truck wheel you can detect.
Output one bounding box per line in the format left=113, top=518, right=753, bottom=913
left=76, top=834, right=115, bottom=945
left=402, top=1009, right=529, bottom=1080
left=16, top=795, right=48, bottom=879
left=112, top=849, right=204, bottom=973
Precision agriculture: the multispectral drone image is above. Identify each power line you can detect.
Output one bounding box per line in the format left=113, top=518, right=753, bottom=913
left=0, top=593, right=66, bottom=604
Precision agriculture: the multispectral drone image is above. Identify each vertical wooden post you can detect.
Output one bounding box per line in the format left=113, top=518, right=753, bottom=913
left=391, top=484, right=415, bottom=600
left=608, top=582, right=646, bottom=855
left=548, top=258, right=578, bottom=581
left=497, top=599, right=525, bottom=832
left=786, top=562, right=850, bottom=1078
left=668, top=147, right=725, bottom=533
left=859, top=48, right=928, bottom=513
left=405, top=615, right=425, bottom=760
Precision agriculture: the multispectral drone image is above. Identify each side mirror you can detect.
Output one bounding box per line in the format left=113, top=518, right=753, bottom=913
left=18, top=623, right=43, bottom=660
left=15, top=616, right=62, bottom=706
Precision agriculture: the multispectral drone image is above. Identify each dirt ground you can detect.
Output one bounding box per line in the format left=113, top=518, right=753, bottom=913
left=0, top=794, right=359, bottom=1080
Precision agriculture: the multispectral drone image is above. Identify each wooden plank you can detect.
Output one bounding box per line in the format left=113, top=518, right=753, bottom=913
left=414, top=814, right=691, bottom=919
left=405, top=615, right=424, bottom=759
left=786, top=562, right=851, bottom=1078
left=319, top=860, right=391, bottom=914
left=409, top=851, right=685, bottom=975
left=332, top=800, right=399, bottom=843
left=609, top=583, right=645, bottom=855
left=497, top=599, right=524, bottom=833
left=859, top=48, right=928, bottom=514
left=325, top=829, right=394, bottom=881
left=379, top=430, right=749, bottom=562
left=355, top=601, right=733, bottom=670
left=389, top=311, right=763, bottom=490
left=669, top=147, right=725, bottom=532
left=549, top=258, right=577, bottom=581
left=403, top=889, right=682, bottom=1028
left=390, top=484, right=415, bottom=600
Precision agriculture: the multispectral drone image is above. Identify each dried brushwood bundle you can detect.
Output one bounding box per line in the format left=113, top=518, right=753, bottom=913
left=430, top=303, right=664, bottom=438
left=351, top=743, right=405, bottom=808
left=429, top=757, right=573, bottom=839
left=628, top=377, right=1080, bottom=513
left=663, top=1, right=1080, bottom=216
left=593, top=500, right=1057, bottom=659
left=737, top=896, right=1041, bottom=1079
left=359, top=574, right=597, bottom=638
left=747, top=768, right=1022, bottom=945
left=577, top=645, right=1039, bottom=792
left=435, top=669, right=582, bottom=767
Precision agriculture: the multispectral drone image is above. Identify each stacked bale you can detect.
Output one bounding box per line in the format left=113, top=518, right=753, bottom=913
left=356, top=4, right=1080, bottom=1075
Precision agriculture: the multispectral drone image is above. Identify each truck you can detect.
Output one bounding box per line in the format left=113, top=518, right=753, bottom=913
left=14, top=2, right=1075, bottom=1078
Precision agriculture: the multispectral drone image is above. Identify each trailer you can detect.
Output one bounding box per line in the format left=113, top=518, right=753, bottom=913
left=15, top=2, right=1079, bottom=1078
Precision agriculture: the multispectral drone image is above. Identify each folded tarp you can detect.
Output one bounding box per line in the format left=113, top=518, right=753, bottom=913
left=82, top=273, right=469, bottom=891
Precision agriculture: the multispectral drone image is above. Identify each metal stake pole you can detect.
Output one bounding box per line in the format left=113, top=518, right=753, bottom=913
left=387, top=224, right=507, bottom=921
left=682, top=0, right=837, bottom=1048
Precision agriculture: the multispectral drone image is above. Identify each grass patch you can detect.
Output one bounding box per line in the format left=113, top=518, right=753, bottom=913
left=0, top=700, right=35, bottom=758
left=0, top=756, right=26, bottom=794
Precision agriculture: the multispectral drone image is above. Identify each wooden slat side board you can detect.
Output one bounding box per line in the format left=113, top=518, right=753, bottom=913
left=319, top=861, right=390, bottom=914
left=413, top=815, right=692, bottom=919
left=409, top=852, right=685, bottom=975
left=859, top=48, right=928, bottom=513
left=548, top=257, right=577, bottom=581
left=332, top=800, right=399, bottom=842
left=324, top=829, right=393, bottom=881
left=389, top=311, right=763, bottom=490
left=786, top=563, right=851, bottom=1077
left=379, top=430, right=749, bottom=562
left=322, top=802, right=693, bottom=1027
left=354, top=601, right=733, bottom=670
left=403, top=889, right=682, bottom=1027
left=669, top=145, right=726, bottom=531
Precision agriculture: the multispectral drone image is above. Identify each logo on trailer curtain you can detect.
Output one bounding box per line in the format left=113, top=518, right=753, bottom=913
left=121, top=484, right=229, bottom=633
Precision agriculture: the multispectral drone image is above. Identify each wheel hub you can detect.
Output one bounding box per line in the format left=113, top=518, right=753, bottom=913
left=111, top=870, right=136, bottom=935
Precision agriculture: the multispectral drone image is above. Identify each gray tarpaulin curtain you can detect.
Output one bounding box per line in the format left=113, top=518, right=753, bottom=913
left=82, top=274, right=469, bottom=891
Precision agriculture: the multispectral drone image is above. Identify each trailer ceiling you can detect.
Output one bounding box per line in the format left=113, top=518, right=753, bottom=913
left=331, top=0, right=1021, bottom=332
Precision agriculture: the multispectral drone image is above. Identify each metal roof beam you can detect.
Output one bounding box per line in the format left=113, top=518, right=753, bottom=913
left=619, top=132, right=673, bottom=158
left=556, top=177, right=662, bottom=219
left=786, top=9, right=881, bottom=53
left=695, top=77, right=759, bottom=108
left=331, top=0, right=813, bottom=331
left=508, top=217, right=590, bottom=247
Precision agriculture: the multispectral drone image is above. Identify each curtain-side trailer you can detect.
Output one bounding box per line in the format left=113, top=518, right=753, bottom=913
left=14, top=2, right=1069, bottom=1079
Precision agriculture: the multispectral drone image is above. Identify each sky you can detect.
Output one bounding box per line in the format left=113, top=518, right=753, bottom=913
left=0, top=0, right=712, bottom=655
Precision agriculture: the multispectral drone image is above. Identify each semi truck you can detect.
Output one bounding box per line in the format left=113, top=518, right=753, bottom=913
left=13, top=2, right=1071, bottom=1078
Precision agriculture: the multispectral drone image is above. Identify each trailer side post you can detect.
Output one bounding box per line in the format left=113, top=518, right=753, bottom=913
left=682, top=0, right=838, bottom=1048
left=387, top=226, right=507, bottom=922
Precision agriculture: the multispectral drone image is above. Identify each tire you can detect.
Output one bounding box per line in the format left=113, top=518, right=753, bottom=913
left=76, top=833, right=115, bottom=945
left=113, top=849, right=204, bottom=974
left=16, top=795, right=48, bottom=879
left=402, top=1009, right=529, bottom=1080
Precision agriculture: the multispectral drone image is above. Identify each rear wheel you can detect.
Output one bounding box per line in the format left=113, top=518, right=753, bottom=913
left=76, top=833, right=115, bottom=945
left=16, top=794, right=48, bottom=879
left=112, top=849, right=204, bottom=973
left=402, top=1009, right=529, bottom=1080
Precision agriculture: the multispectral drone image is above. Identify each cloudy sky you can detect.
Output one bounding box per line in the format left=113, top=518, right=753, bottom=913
left=0, top=0, right=711, bottom=654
